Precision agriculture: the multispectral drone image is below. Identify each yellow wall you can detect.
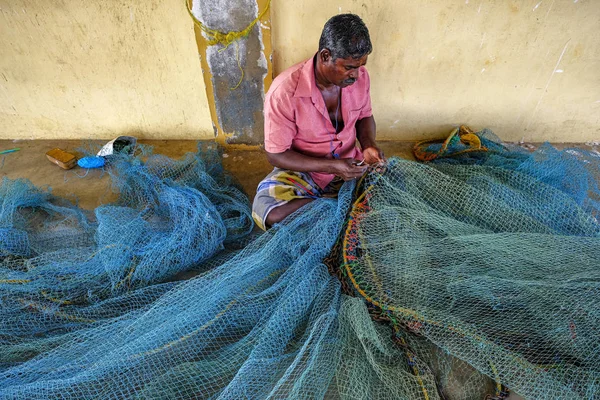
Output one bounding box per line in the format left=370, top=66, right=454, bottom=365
left=271, top=0, right=600, bottom=142
left=0, top=0, right=214, bottom=140
left=2, top=1, right=598, bottom=143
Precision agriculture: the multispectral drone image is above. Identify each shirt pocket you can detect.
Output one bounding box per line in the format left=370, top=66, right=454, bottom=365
left=295, top=103, right=330, bottom=141
left=345, top=108, right=362, bottom=130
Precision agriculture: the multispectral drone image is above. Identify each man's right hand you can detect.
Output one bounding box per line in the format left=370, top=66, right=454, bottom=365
left=333, top=159, right=369, bottom=181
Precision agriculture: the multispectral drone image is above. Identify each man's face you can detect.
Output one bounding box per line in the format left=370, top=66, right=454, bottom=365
left=324, top=53, right=369, bottom=88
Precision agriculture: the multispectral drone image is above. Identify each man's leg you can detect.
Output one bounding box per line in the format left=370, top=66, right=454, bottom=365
left=252, top=169, right=321, bottom=230
left=265, top=198, right=313, bottom=227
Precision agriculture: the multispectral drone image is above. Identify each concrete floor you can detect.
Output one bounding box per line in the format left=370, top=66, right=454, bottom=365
left=1, top=139, right=595, bottom=210
left=1, top=138, right=596, bottom=214
left=0, top=139, right=416, bottom=209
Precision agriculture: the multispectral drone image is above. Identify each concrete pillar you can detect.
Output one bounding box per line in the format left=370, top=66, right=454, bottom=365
left=189, top=0, right=273, bottom=146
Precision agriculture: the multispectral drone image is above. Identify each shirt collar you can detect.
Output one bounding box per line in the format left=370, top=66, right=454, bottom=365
left=294, top=55, right=320, bottom=103
left=294, top=55, right=360, bottom=102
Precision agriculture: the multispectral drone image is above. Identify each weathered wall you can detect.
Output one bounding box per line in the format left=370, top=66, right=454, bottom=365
left=2, top=1, right=597, bottom=143
left=271, top=0, right=600, bottom=142
left=0, top=0, right=214, bottom=140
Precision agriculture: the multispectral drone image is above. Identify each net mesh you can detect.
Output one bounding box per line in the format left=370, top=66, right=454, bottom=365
left=341, top=131, right=600, bottom=399
left=0, top=143, right=253, bottom=367
left=1, top=132, right=599, bottom=399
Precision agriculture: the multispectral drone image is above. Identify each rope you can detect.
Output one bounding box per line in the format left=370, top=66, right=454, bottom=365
left=0, top=279, right=30, bottom=284
left=231, top=41, right=244, bottom=90
left=185, top=0, right=270, bottom=90
left=185, top=0, right=271, bottom=49
left=413, top=125, right=488, bottom=162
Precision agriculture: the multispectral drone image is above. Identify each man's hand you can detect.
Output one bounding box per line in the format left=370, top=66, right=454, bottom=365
left=333, top=159, right=369, bottom=181
left=362, top=146, right=385, bottom=165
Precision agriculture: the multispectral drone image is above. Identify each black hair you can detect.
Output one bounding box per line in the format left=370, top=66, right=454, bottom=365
left=318, top=14, right=372, bottom=60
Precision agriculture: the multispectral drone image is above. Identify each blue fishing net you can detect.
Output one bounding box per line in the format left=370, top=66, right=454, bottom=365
left=0, top=143, right=253, bottom=367
left=1, top=132, right=598, bottom=399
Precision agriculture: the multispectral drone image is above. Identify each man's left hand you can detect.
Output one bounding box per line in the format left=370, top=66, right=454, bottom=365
left=362, top=146, right=385, bottom=165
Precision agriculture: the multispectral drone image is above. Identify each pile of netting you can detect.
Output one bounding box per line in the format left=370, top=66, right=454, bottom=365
left=340, top=129, right=600, bottom=399
left=0, top=143, right=254, bottom=369
left=1, top=131, right=598, bottom=399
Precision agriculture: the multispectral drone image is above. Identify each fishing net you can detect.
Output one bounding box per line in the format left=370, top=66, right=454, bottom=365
left=1, top=179, right=354, bottom=399
left=0, top=143, right=253, bottom=366
left=339, top=130, right=600, bottom=399
left=1, top=131, right=598, bottom=399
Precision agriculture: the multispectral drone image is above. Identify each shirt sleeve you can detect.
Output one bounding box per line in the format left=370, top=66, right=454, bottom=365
left=264, top=89, right=297, bottom=153
left=358, top=68, right=373, bottom=120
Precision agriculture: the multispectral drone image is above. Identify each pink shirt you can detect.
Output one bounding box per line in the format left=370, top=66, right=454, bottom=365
left=264, top=56, right=373, bottom=189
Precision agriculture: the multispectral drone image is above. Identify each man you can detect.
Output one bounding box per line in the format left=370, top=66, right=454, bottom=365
left=252, top=14, right=384, bottom=230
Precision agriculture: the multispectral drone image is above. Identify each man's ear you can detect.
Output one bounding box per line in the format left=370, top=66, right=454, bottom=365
left=319, top=49, right=331, bottom=63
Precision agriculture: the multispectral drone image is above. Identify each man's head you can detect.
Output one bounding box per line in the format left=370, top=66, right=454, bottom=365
left=317, top=14, right=372, bottom=88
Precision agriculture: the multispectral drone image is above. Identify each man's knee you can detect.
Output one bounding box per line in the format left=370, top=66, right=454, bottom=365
left=265, top=198, right=313, bottom=228
left=265, top=208, right=286, bottom=227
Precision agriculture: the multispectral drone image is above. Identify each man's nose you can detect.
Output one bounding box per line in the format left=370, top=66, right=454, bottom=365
left=349, top=70, right=357, bottom=79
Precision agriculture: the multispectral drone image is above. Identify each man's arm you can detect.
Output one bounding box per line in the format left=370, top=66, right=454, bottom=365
left=356, top=116, right=384, bottom=164
left=266, top=149, right=367, bottom=181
